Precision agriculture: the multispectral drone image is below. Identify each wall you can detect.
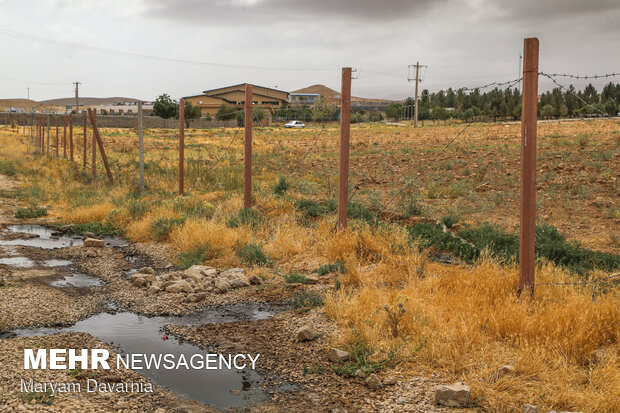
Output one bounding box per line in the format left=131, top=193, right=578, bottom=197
left=0, top=112, right=236, bottom=129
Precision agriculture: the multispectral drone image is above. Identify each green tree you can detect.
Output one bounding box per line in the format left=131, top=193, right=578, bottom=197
left=541, top=104, right=555, bottom=119
left=152, top=93, right=178, bottom=119
left=215, top=104, right=237, bottom=121
left=385, top=102, right=402, bottom=121
left=182, top=100, right=202, bottom=127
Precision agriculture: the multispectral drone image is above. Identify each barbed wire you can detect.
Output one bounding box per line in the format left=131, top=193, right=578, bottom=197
left=539, top=72, right=620, bottom=80
left=458, top=77, right=522, bottom=93
left=539, top=72, right=620, bottom=124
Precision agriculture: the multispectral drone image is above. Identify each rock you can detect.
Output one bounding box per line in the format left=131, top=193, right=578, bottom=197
left=154, top=409, right=166, bottom=413
left=214, top=278, right=231, bottom=293
left=84, top=238, right=105, bottom=247
left=497, top=365, right=515, bottom=375
left=184, top=265, right=216, bottom=281
left=366, top=373, right=382, bottom=390
left=147, top=285, right=162, bottom=295
left=329, top=348, right=349, bottom=363
left=248, top=274, right=263, bottom=285
left=435, top=382, right=470, bottom=407
left=221, top=268, right=250, bottom=288
left=354, top=369, right=366, bottom=379
left=296, top=324, right=319, bottom=342
left=138, top=267, right=155, bottom=275
left=130, top=273, right=155, bottom=287
left=165, top=280, right=194, bottom=294
left=192, top=283, right=205, bottom=293
left=522, top=404, right=538, bottom=413
left=83, top=232, right=96, bottom=239
left=187, top=292, right=207, bottom=302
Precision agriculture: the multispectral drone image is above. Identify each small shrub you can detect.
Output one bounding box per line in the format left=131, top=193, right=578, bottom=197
left=440, top=215, right=459, bottom=228
left=236, top=241, right=269, bottom=266
left=176, top=244, right=216, bottom=269
left=290, top=291, right=324, bottom=311
left=347, top=201, right=375, bottom=222
left=314, top=260, right=346, bottom=275
left=273, top=176, right=290, bottom=197
left=283, top=271, right=308, bottom=284
left=331, top=331, right=399, bottom=377
left=15, top=206, right=48, bottom=219
left=151, top=217, right=186, bottom=241
left=127, top=199, right=149, bottom=219
left=226, top=208, right=263, bottom=229
left=295, top=198, right=326, bottom=218
left=67, top=221, right=124, bottom=237
left=399, top=192, right=423, bottom=217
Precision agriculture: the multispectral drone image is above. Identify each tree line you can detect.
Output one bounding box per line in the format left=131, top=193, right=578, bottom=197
left=384, top=81, right=620, bottom=121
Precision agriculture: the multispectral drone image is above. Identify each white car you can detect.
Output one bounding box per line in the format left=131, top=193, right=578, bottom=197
left=284, top=120, right=305, bottom=128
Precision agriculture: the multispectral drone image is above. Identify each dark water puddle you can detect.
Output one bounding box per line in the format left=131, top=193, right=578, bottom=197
left=49, top=273, right=105, bottom=288
left=11, top=302, right=288, bottom=409
left=0, top=256, right=34, bottom=268
left=0, top=225, right=129, bottom=249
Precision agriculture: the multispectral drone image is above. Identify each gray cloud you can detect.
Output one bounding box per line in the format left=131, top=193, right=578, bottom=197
left=143, top=0, right=446, bottom=24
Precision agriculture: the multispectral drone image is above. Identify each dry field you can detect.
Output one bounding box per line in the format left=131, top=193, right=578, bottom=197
left=0, top=119, right=618, bottom=412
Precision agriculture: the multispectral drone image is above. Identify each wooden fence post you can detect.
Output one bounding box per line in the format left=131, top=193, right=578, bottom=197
left=83, top=111, right=87, bottom=168
left=55, top=117, right=59, bottom=157
left=519, top=37, right=539, bottom=296
left=87, top=108, right=113, bottom=183
left=338, top=67, right=352, bottom=229
left=179, top=98, right=185, bottom=196
left=69, top=115, right=74, bottom=162
left=63, top=115, right=67, bottom=158
left=244, top=84, right=253, bottom=208
left=138, top=101, right=144, bottom=192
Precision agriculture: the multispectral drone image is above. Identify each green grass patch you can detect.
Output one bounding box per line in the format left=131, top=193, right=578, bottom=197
left=273, top=176, right=290, bottom=197
left=0, top=160, right=17, bottom=176
left=290, top=291, right=324, bottom=311
left=331, top=332, right=399, bottom=377
left=313, top=260, right=346, bottom=275
left=151, top=217, right=186, bottom=241
left=226, top=208, right=263, bottom=229
left=235, top=241, right=269, bottom=266
left=283, top=271, right=308, bottom=284
left=15, top=205, right=48, bottom=219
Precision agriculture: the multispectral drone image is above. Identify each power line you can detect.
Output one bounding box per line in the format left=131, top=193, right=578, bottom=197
left=0, top=28, right=334, bottom=73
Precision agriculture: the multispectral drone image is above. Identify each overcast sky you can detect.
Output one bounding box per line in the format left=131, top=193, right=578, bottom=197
left=0, top=0, right=619, bottom=101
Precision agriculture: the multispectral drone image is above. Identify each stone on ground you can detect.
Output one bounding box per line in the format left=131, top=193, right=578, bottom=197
left=329, top=348, right=349, bottom=363
left=296, top=324, right=319, bottom=342
left=435, top=382, right=470, bottom=407
left=84, top=238, right=105, bottom=248
left=366, top=373, right=382, bottom=390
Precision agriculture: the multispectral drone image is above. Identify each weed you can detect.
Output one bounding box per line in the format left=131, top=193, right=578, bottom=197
left=283, top=271, right=308, bottom=284
left=66, top=221, right=123, bottom=237
left=226, top=208, right=263, bottom=228
left=348, top=201, right=375, bottom=222
left=176, top=245, right=213, bottom=269
left=273, top=176, right=290, bottom=197
left=15, top=205, right=48, bottom=219
left=331, top=331, right=399, bottom=377
left=295, top=198, right=326, bottom=218
left=151, top=217, right=186, bottom=241
left=17, top=391, right=53, bottom=405
left=236, top=241, right=269, bottom=266
left=290, top=291, right=324, bottom=311
left=303, top=364, right=325, bottom=375
left=440, top=215, right=459, bottom=228
left=399, top=192, right=423, bottom=217
left=314, top=260, right=346, bottom=275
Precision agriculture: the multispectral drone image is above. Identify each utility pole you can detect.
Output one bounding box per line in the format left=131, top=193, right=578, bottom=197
left=74, top=81, right=81, bottom=114
left=27, top=87, right=30, bottom=100
left=408, top=62, right=427, bottom=128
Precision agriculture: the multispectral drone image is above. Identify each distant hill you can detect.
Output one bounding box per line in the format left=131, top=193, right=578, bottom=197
left=0, top=99, right=43, bottom=110
left=292, top=84, right=393, bottom=103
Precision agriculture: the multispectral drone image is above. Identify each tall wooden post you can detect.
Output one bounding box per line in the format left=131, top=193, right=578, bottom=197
left=83, top=112, right=87, bottom=167
left=138, top=101, right=144, bottom=192
left=87, top=108, right=113, bottom=183
left=63, top=115, right=67, bottom=158
left=91, top=111, right=97, bottom=177
left=519, top=37, right=539, bottom=296
left=55, top=117, right=59, bottom=157
left=69, top=115, right=74, bottom=162
left=244, top=84, right=253, bottom=208
left=179, top=98, right=185, bottom=195
left=337, top=67, right=352, bottom=229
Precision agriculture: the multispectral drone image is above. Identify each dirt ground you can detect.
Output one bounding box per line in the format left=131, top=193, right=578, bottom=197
left=0, top=172, right=444, bottom=412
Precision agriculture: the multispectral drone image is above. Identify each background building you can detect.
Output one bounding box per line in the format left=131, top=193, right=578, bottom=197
left=184, top=83, right=288, bottom=116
